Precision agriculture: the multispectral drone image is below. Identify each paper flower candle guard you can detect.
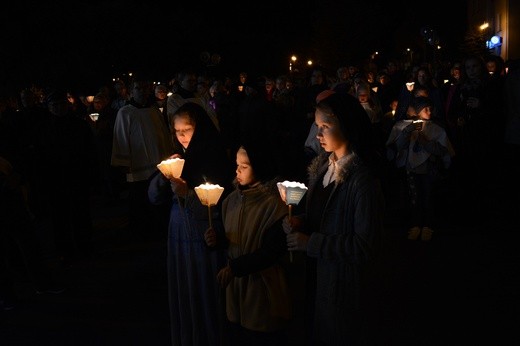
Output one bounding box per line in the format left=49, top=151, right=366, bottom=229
left=156, top=158, right=185, bottom=178
left=277, top=181, right=308, bottom=262
left=195, top=183, right=225, bottom=228
left=89, top=113, right=100, bottom=122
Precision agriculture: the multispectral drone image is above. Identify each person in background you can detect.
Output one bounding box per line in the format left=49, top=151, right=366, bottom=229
left=414, top=66, right=445, bottom=127
left=66, top=89, right=88, bottom=120
left=167, top=69, right=220, bottom=132
left=331, top=66, right=352, bottom=95
left=444, top=54, right=505, bottom=228
left=264, top=76, right=275, bottom=102
left=111, top=79, right=131, bottom=112
left=154, top=84, right=170, bottom=129
left=111, top=77, right=173, bottom=240
left=284, top=91, right=386, bottom=345
left=375, top=71, right=399, bottom=115
left=148, top=102, right=233, bottom=346
left=208, top=80, right=238, bottom=160
left=356, top=81, right=383, bottom=125
left=441, top=62, right=462, bottom=118
left=37, top=89, right=96, bottom=265
left=86, top=92, right=120, bottom=202
left=231, top=71, right=248, bottom=103
left=386, top=96, right=454, bottom=241
left=204, top=139, right=291, bottom=346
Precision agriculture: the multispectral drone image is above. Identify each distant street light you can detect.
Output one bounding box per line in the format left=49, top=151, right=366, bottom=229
left=406, top=48, right=413, bottom=62
left=289, top=55, right=297, bottom=72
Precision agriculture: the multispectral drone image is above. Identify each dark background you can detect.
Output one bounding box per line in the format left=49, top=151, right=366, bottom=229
left=1, top=1, right=468, bottom=92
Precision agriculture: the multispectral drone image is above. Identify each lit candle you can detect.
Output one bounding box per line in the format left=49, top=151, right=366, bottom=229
left=195, top=183, right=225, bottom=207
left=157, top=158, right=185, bottom=178
left=195, top=183, right=225, bottom=228
left=89, top=113, right=99, bottom=122
left=277, top=180, right=308, bottom=207
left=277, top=181, right=308, bottom=262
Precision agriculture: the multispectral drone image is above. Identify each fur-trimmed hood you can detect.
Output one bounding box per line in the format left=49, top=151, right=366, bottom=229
left=307, top=152, right=360, bottom=185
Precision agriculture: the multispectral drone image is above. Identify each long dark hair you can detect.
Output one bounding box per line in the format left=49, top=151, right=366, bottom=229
left=316, top=92, right=383, bottom=174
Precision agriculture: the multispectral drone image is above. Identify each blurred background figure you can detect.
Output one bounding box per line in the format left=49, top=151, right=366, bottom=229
left=111, top=78, right=173, bottom=241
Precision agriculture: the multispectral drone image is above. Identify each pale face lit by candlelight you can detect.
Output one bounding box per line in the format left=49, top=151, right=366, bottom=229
left=315, top=109, right=347, bottom=157
left=173, top=115, right=195, bottom=149
left=235, top=148, right=255, bottom=186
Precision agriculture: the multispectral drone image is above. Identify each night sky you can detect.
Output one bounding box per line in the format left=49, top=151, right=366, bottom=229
left=1, top=0, right=468, bottom=93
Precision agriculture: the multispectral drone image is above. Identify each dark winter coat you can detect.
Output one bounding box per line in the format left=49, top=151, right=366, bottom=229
left=305, top=152, right=385, bottom=345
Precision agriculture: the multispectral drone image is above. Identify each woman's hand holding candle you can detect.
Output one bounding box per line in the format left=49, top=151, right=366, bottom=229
left=169, top=176, right=188, bottom=197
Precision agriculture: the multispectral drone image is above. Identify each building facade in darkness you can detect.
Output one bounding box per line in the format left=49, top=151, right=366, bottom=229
left=468, top=0, right=520, bottom=61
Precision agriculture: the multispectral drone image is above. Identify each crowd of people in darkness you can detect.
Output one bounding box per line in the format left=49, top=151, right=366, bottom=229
left=1, top=53, right=519, bottom=345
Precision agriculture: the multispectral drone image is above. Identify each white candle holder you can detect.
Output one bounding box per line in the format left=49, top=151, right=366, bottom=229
left=195, top=183, right=225, bottom=228
left=157, top=158, right=185, bottom=178
left=89, top=113, right=100, bottom=122
left=277, top=181, right=308, bottom=262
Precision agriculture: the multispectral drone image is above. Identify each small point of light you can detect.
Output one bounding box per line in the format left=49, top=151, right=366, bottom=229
left=291, top=55, right=297, bottom=62
left=490, top=36, right=500, bottom=44
left=479, top=22, right=489, bottom=31
left=307, top=60, right=313, bottom=66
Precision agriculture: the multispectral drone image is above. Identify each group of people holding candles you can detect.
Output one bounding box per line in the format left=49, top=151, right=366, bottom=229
left=147, top=89, right=386, bottom=345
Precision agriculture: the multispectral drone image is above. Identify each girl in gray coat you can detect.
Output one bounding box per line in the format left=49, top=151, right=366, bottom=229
left=285, top=91, right=385, bottom=345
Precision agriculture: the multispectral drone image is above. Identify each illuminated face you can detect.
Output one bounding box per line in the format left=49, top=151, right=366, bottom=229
left=486, top=61, right=497, bottom=74
left=315, top=109, right=347, bottom=155
left=452, top=68, right=461, bottom=80
left=173, top=114, right=195, bottom=149
left=417, top=106, right=432, bottom=120
left=357, top=90, right=369, bottom=104
left=414, top=89, right=429, bottom=98
left=155, top=86, right=168, bottom=100
left=235, top=148, right=256, bottom=186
